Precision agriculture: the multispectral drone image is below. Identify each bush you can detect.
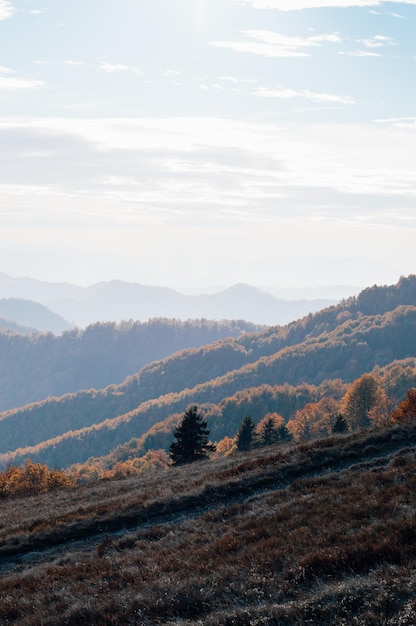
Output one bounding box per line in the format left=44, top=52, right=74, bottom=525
left=0, top=460, right=74, bottom=499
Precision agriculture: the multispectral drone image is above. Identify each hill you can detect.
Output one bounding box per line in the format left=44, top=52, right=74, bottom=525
left=0, top=317, right=35, bottom=334
left=0, top=298, right=72, bottom=333
left=1, top=275, right=416, bottom=470
left=0, top=318, right=258, bottom=412
left=0, top=272, right=335, bottom=326
left=1, top=423, right=416, bottom=624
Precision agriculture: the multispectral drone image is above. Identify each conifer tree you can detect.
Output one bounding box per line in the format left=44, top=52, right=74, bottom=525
left=236, top=415, right=256, bottom=452
left=332, top=413, right=349, bottom=434
left=276, top=423, right=293, bottom=443
left=259, top=416, right=280, bottom=447
left=169, top=406, right=216, bottom=466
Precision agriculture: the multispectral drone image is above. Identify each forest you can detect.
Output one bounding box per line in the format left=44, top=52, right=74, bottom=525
left=0, top=318, right=258, bottom=411
left=0, top=275, right=416, bottom=474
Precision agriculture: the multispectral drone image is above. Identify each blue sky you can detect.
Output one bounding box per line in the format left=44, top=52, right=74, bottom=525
left=0, top=0, right=415, bottom=291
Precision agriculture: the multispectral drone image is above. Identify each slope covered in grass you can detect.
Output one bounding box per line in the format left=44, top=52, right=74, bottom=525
left=1, top=423, right=416, bottom=625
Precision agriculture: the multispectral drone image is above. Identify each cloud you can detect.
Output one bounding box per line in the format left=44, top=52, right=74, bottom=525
left=339, top=50, right=382, bottom=56
left=210, top=29, right=341, bottom=58
left=375, top=116, right=416, bottom=128
left=238, top=0, right=416, bottom=9
left=0, top=67, right=45, bottom=90
left=254, top=86, right=355, bottom=104
left=0, top=1, right=13, bottom=20
left=218, top=76, right=240, bottom=84
left=0, top=116, right=415, bottom=288
left=361, top=35, right=396, bottom=47
left=370, top=9, right=404, bottom=16
left=0, top=116, right=414, bottom=214
left=338, top=35, right=395, bottom=57
left=210, top=40, right=309, bottom=57
left=99, top=62, right=142, bottom=75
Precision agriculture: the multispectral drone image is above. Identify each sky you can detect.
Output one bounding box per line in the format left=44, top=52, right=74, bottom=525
left=0, top=0, right=415, bottom=291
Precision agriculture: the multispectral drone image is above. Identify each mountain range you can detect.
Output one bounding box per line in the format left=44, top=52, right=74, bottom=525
left=0, top=272, right=346, bottom=327
left=0, top=274, right=415, bottom=472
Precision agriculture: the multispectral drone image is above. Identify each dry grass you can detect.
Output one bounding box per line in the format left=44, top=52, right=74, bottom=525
left=1, top=424, right=416, bottom=624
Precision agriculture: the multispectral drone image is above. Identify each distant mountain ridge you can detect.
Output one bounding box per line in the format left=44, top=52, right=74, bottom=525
left=0, top=298, right=72, bottom=334
left=0, top=272, right=340, bottom=326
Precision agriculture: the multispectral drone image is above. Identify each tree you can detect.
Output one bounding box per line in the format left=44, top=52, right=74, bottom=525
left=169, top=406, right=216, bottom=466
left=236, top=415, right=256, bottom=452
left=214, top=436, right=235, bottom=458
left=342, top=374, right=381, bottom=430
left=368, top=393, right=394, bottom=428
left=276, top=423, right=293, bottom=443
left=256, top=413, right=287, bottom=447
left=287, top=404, right=315, bottom=442
left=287, top=398, right=341, bottom=441
left=391, top=388, right=416, bottom=424
left=258, top=416, right=280, bottom=447
left=332, top=413, right=348, bottom=434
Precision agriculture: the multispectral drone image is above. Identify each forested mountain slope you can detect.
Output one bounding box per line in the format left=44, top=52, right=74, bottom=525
left=0, top=319, right=257, bottom=411
left=1, top=276, right=416, bottom=469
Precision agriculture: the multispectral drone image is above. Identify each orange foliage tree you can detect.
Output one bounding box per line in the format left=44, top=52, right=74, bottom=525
left=342, top=374, right=382, bottom=430
left=287, top=397, right=340, bottom=442
left=0, top=460, right=74, bottom=499
left=213, top=436, right=236, bottom=458
left=368, top=393, right=395, bottom=428
left=391, top=388, right=416, bottom=424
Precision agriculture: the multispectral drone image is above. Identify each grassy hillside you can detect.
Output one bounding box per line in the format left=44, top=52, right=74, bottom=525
left=0, top=318, right=258, bottom=411
left=1, top=423, right=416, bottom=624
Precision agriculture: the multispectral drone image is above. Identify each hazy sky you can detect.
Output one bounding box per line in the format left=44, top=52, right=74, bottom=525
left=0, top=0, right=415, bottom=289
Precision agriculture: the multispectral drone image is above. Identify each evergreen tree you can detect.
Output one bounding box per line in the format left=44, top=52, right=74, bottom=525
left=276, top=423, right=293, bottom=443
left=236, top=415, right=256, bottom=452
left=259, top=416, right=280, bottom=447
left=255, top=414, right=293, bottom=448
left=332, top=413, right=348, bottom=434
left=169, top=406, right=216, bottom=466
